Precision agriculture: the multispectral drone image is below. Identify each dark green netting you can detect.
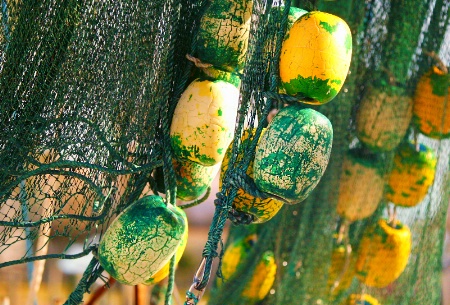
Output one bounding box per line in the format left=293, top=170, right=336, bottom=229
left=206, top=0, right=450, bottom=305
left=0, top=0, right=449, bottom=304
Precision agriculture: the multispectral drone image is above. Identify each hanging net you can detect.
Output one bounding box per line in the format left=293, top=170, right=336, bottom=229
left=0, top=0, right=449, bottom=304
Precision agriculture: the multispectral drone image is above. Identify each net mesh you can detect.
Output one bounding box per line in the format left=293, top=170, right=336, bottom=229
left=0, top=0, right=449, bottom=304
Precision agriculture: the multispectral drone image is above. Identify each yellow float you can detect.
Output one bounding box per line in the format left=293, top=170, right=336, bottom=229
left=279, top=11, right=352, bottom=104
left=356, top=219, right=411, bottom=288
left=413, top=65, right=450, bottom=139
left=385, top=141, right=437, bottom=207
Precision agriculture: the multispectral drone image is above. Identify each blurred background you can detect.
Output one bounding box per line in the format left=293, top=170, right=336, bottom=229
left=1, top=172, right=449, bottom=304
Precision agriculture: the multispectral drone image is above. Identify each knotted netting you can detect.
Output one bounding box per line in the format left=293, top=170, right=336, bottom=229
left=0, top=0, right=449, bottom=304
left=1, top=0, right=208, bottom=303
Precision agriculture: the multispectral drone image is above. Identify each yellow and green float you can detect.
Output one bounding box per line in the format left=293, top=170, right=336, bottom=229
left=196, top=0, right=253, bottom=72
left=173, top=157, right=221, bottom=201
left=170, top=78, right=239, bottom=166
left=220, top=234, right=277, bottom=303
left=98, top=196, right=187, bottom=285
left=385, top=141, right=437, bottom=207
left=279, top=11, right=352, bottom=104
left=355, top=85, right=413, bottom=152
left=356, top=218, right=411, bottom=288
left=413, top=65, right=450, bottom=139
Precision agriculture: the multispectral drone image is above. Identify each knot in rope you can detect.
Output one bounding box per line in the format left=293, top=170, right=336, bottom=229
left=184, top=290, right=200, bottom=305
left=202, top=239, right=219, bottom=259
left=228, top=208, right=255, bottom=225
left=213, top=192, right=228, bottom=209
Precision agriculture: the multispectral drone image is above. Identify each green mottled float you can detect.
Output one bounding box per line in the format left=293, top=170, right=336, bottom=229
left=144, top=213, right=188, bottom=285
left=173, top=157, right=220, bottom=201
left=253, top=105, right=333, bottom=204
left=196, top=0, right=253, bottom=72
left=98, top=195, right=186, bottom=285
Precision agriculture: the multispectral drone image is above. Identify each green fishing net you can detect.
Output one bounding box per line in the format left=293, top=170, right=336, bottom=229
left=0, top=0, right=449, bottom=304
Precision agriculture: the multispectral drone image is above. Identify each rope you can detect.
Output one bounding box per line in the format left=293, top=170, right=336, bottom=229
left=186, top=188, right=238, bottom=297
left=228, top=170, right=269, bottom=199
left=178, top=187, right=211, bottom=209
left=63, top=256, right=104, bottom=305
left=204, top=4, right=301, bottom=304
left=165, top=255, right=177, bottom=305
left=85, top=277, right=116, bottom=305
left=181, top=51, right=290, bottom=299
left=184, top=291, right=200, bottom=305
left=228, top=165, right=291, bottom=205
left=0, top=245, right=98, bottom=269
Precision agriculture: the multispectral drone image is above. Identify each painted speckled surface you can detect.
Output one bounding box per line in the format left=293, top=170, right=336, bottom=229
left=170, top=78, right=239, bottom=166
left=196, top=0, right=253, bottom=72
left=279, top=11, right=352, bottom=104
left=253, top=105, right=333, bottom=204
left=98, top=196, right=186, bottom=285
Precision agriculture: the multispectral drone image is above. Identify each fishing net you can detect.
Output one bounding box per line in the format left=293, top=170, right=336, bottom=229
left=0, top=0, right=449, bottom=304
